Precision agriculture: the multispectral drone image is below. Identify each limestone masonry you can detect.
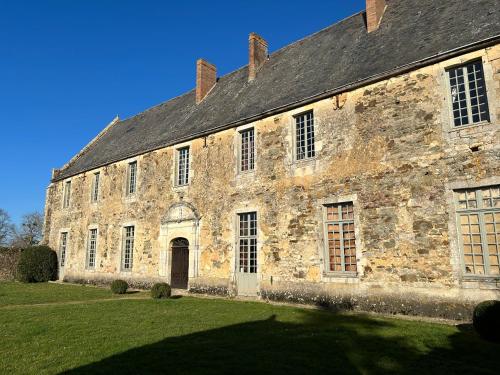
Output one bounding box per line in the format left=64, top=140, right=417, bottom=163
left=44, top=0, right=500, bottom=319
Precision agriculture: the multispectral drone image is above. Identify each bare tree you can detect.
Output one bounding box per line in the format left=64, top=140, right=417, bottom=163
left=0, top=209, right=14, bottom=246
left=11, top=212, right=44, bottom=248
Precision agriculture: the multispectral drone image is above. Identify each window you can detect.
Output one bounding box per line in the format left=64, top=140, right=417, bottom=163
left=127, top=162, right=137, bottom=195
left=176, top=147, right=190, bottom=186
left=87, top=228, right=97, bottom=269
left=448, top=60, right=490, bottom=127
left=240, top=128, right=255, bottom=172
left=295, top=111, right=315, bottom=160
left=237, top=212, right=257, bottom=273
left=324, top=202, right=357, bottom=273
left=59, top=232, right=68, bottom=267
left=63, top=181, right=71, bottom=208
left=456, top=186, right=500, bottom=276
left=91, top=172, right=100, bottom=203
left=122, top=226, right=135, bottom=271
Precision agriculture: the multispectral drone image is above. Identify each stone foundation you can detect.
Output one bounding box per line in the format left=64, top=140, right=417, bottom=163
left=259, top=280, right=500, bottom=320
left=189, top=277, right=231, bottom=296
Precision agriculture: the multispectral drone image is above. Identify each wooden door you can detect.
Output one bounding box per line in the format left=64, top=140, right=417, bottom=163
left=171, top=239, right=189, bottom=289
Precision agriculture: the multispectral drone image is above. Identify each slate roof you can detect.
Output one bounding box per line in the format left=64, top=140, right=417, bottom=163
left=54, top=0, right=500, bottom=181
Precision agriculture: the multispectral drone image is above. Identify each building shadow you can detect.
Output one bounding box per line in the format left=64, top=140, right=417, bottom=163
left=61, top=309, right=498, bottom=375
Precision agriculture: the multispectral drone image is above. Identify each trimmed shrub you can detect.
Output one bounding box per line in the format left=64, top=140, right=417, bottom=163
left=16, top=246, right=58, bottom=283
left=151, top=283, right=171, bottom=299
left=473, top=300, right=500, bottom=342
left=111, top=280, right=128, bottom=294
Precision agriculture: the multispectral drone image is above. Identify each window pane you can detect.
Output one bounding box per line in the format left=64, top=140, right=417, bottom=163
left=457, top=185, right=500, bottom=276
left=325, top=202, right=356, bottom=273
left=87, top=229, right=97, bottom=268
left=238, top=212, right=257, bottom=274
left=177, top=147, right=190, bottom=185
left=295, top=112, right=314, bottom=160
left=448, top=61, right=490, bottom=127
left=60, top=232, right=68, bottom=267
left=466, top=61, right=490, bottom=124
left=63, top=181, right=71, bottom=208
left=92, top=173, right=100, bottom=202
left=240, top=128, right=255, bottom=172
left=128, top=162, right=137, bottom=195
left=123, top=226, right=135, bottom=270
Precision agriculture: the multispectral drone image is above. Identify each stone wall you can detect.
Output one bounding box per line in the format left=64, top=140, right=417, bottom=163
left=43, top=45, right=500, bottom=318
left=0, top=248, right=21, bottom=281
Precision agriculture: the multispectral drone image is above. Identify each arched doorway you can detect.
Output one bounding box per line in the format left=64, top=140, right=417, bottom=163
left=170, top=238, right=189, bottom=289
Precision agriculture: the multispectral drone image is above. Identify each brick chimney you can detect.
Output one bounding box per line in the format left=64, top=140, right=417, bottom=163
left=248, top=33, right=268, bottom=81
left=196, top=59, right=217, bottom=104
left=366, top=0, right=387, bottom=33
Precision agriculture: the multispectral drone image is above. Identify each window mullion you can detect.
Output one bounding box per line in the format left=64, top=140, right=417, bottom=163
left=339, top=221, right=345, bottom=272
left=478, top=212, right=491, bottom=275
left=463, top=66, right=473, bottom=125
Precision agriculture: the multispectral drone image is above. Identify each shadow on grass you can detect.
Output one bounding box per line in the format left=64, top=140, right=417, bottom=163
left=61, top=309, right=498, bottom=375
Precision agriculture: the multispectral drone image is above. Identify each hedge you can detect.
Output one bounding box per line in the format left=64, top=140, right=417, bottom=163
left=16, top=246, right=58, bottom=283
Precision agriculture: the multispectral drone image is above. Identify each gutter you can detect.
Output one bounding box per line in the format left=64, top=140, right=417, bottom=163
left=52, top=34, right=500, bottom=183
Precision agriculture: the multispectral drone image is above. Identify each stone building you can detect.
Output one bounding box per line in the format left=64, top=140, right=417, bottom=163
left=44, top=0, right=500, bottom=318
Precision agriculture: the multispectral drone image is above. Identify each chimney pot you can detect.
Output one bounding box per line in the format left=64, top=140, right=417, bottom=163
left=196, top=59, right=217, bottom=104
left=248, top=33, right=268, bottom=81
left=366, top=0, right=387, bottom=33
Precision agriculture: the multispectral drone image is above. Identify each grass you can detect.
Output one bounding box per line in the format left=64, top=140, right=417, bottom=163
left=0, top=281, right=144, bottom=306
left=0, top=282, right=498, bottom=374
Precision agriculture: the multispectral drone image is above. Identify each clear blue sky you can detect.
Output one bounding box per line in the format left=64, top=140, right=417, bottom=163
left=0, top=0, right=365, bottom=224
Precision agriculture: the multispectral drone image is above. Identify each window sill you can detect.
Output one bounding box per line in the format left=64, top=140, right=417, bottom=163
left=237, top=169, right=256, bottom=176
left=173, top=183, right=189, bottom=190
left=323, top=272, right=358, bottom=280
left=123, top=194, right=137, bottom=202
left=462, top=275, right=500, bottom=282
left=294, top=156, right=317, bottom=165
left=448, top=120, right=492, bottom=133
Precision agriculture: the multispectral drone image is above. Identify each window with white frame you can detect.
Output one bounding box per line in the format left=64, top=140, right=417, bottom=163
left=121, top=226, right=135, bottom=271
left=63, top=181, right=71, bottom=208
left=86, top=228, right=97, bottom=269
left=59, top=232, right=68, bottom=267
left=456, top=186, right=500, bottom=276
left=239, top=128, right=255, bottom=172
left=237, top=212, right=257, bottom=273
left=295, top=111, right=315, bottom=161
left=447, top=60, right=490, bottom=127
left=324, top=202, right=357, bottom=273
left=176, top=147, right=190, bottom=186
left=127, top=161, right=137, bottom=195
left=91, top=172, right=100, bottom=203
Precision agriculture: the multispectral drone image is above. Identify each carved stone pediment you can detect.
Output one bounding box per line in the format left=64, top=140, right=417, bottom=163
left=161, top=202, right=200, bottom=224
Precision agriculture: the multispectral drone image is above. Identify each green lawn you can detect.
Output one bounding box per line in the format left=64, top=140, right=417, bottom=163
left=0, top=281, right=144, bottom=306
left=0, top=282, right=498, bottom=374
